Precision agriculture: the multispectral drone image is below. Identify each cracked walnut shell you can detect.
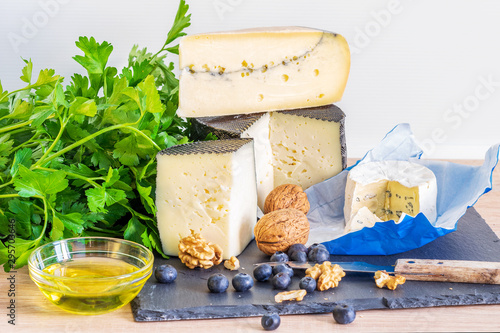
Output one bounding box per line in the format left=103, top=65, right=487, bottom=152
left=264, top=184, right=310, bottom=215
left=178, top=233, right=223, bottom=269
left=254, top=208, right=310, bottom=256
left=374, top=270, right=406, bottom=290
left=305, top=261, right=346, bottom=291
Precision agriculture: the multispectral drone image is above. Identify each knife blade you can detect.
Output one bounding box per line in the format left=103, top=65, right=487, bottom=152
left=255, top=259, right=500, bottom=284
left=254, top=261, right=395, bottom=273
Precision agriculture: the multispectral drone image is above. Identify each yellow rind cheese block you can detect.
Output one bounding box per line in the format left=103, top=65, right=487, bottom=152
left=190, top=105, right=346, bottom=210
left=156, top=139, right=257, bottom=259
left=178, top=27, right=350, bottom=117
left=344, top=161, right=438, bottom=229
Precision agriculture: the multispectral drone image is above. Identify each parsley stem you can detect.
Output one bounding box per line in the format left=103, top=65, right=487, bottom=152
left=0, top=87, right=31, bottom=103
left=39, top=118, right=161, bottom=167
left=0, top=180, right=14, bottom=190
left=38, top=197, right=49, bottom=241
left=33, top=117, right=70, bottom=168
left=34, top=122, right=128, bottom=166
left=11, top=132, right=41, bottom=153
left=0, top=120, right=33, bottom=134
left=89, top=226, right=119, bottom=234
left=0, top=194, right=19, bottom=199
left=123, top=125, right=161, bottom=151
left=34, top=166, right=102, bottom=188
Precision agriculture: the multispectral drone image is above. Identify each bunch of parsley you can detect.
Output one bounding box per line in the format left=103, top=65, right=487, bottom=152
left=0, top=0, right=191, bottom=271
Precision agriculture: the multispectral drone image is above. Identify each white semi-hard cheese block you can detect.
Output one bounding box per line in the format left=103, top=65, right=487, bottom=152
left=156, top=139, right=257, bottom=259
left=190, top=105, right=346, bottom=210
left=178, top=27, right=350, bottom=117
left=344, top=161, right=438, bottom=227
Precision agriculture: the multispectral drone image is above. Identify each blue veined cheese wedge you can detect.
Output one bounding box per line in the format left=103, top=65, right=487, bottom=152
left=190, top=105, right=346, bottom=210
left=344, top=160, right=438, bottom=230
left=344, top=206, right=383, bottom=233
left=178, top=27, right=350, bottom=117
left=156, top=139, right=257, bottom=259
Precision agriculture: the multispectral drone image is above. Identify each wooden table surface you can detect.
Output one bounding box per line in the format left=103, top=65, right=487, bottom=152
left=1, top=159, right=499, bottom=333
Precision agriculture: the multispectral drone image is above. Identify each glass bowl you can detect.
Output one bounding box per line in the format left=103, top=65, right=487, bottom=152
left=28, top=237, right=153, bottom=315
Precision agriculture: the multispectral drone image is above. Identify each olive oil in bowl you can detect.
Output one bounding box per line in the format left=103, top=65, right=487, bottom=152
left=29, top=237, right=153, bottom=315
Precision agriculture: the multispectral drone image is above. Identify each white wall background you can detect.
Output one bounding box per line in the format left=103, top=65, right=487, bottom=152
left=1, top=0, right=499, bottom=159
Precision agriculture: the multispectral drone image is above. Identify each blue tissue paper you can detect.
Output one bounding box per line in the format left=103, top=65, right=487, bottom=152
left=305, top=123, right=499, bottom=255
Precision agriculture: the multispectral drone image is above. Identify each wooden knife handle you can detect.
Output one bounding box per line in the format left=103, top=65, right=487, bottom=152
left=394, top=259, right=500, bottom=284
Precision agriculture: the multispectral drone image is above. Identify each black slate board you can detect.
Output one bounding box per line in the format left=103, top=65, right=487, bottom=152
left=131, top=207, right=500, bottom=321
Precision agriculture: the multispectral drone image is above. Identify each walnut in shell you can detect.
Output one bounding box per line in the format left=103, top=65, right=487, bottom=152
left=254, top=208, right=309, bottom=256
left=264, top=184, right=310, bottom=215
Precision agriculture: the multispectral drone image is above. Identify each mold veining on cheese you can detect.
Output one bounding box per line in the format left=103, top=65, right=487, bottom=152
left=344, top=161, right=437, bottom=232
left=178, top=28, right=350, bottom=117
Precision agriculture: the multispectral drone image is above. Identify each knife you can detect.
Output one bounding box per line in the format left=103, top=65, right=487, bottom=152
left=255, top=259, right=500, bottom=284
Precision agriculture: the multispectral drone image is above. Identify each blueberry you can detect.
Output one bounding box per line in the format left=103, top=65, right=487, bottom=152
left=207, top=273, right=229, bottom=293
left=308, top=247, right=330, bottom=263
left=271, top=272, right=291, bottom=290
left=232, top=273, right=254, bottom=292
left=261, top=313, right=281, bottom=330
left=289, top=250, right=307, bottom=263
left=299, top=276, right=317, bottom=292
left=253, top=264, right=273, bottom=282
left=272, top=263, right=294, bottom=278
left=270, top=251, right=289, bottom=263
left=287, top=243, right=307, bottom=256
left=332, top=304, right=356, bottom=324
left=307, top=243, right=327, bottom=255
left=155, top=264, right=177, bottom=283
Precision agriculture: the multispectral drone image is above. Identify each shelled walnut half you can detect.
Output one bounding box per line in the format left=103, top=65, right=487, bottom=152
left=275, top=289, right=307, bottom=303
left=224, top=256, right=240, bottom=270
left=178, top=233, right=223, bottom=269
left=374, top=270, right=406, bottom=290
left=305, top=261, right=346, bottom=291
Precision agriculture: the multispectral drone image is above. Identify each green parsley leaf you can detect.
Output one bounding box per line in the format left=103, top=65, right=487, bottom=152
left=69, top=97, right=97, bottom=117
left=136, top=182, right=156, bottom=216
left=20, top=58, right=33, bottom=84
left=54, top=211, right=84, bottom=234
left=112, top=133, right=156, bottom=166
left=0, top=0, right=194, bottom=270
left=10, top=148, right=32, bottom=177
left=123, top=217, right=147, bottom=245
left=14, top=166, right=68, bottom=197
left=73, top=37, right=113, bottom=75
left=165, top=0, right=191, bottom=45
left=7, top=199, right=32, bottom=238
left=2, top=100, right=32, bottom=121
left=85, top=187, right=127, bottom=213
left=30, top=68, right=61, bottom=90
left=137, top=75, right=165, bottom=114
left=50, top=214, right=64, bottom=241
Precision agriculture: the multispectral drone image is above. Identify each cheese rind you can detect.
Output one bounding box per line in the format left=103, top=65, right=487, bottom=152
left=178, top=27, right=350, bottom=117
left=156, top=139, right=257, bottom=259
left=191, top=105, right=347, bottom=210
left=344, top=161, right=438, bottom=226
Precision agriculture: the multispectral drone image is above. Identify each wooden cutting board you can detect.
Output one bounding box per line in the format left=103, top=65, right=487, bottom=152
left=131, top=207, right=500, bottom=321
